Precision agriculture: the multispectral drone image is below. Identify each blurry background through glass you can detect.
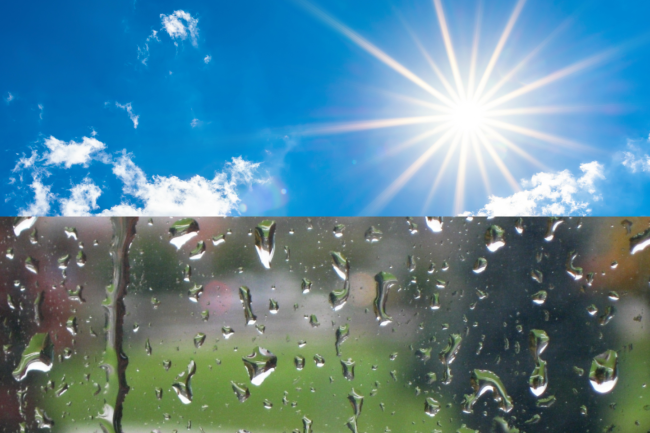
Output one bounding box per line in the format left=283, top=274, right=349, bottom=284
left=1, top=217, right=649, bottom=433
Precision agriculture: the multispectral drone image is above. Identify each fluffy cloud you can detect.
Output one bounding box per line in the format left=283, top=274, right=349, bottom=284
left=18, top=178, right=53, bottom=216
left=10, top=134, right=264, bottom=216
left=114, top=102, right=140, bottom=128
left=161, top=11, right=199, bottom=47
left=473, top=161, right=605, bottom=216
left=43, top=136, right=106, bottom=168
left=5, top=92, right=14, bottom=104
left=204, top=55, right=211, bottom=64
left=59, top=179, right=102, bottom=216
left=101, top=153, right=262, bottom=216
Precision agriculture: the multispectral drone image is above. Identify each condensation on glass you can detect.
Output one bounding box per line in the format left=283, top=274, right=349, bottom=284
left=1, top=217, right=649, bottom=432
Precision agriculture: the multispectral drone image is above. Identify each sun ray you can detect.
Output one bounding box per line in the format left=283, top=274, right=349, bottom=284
left=293, top=0, right=456, bottom=106
left=399, top=20, right=461, bottom=102
left=484, top=118, right=597, bottom=153
left=299, top=115, right=448, bottom=136
left=382, top=122, right=453, bottom=159
left=470, top=132, right=491, bottom=196
left=378, top=89, right=453, bottom=113
left=477, top=17, right=572, bottom=105
left=473, top=0, right=527, bottom=102
left=432, top=0, right=466, bottom=100
left=362, top=129, right=456, bottom=215
left=453, top=133, right=469, bottom=215
left=487, top=105, right=593, bottom=117
left=484, top=50, right=613, bottom=110
left=481, top=125, right=549, bottom=170
left=421, top=133, right=460, bottom=213
left=475, top=128, right=521, bottom=192
left=466, top=1, right=483, bottom=100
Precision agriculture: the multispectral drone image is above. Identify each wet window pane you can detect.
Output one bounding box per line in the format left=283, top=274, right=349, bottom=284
left=1, top=217, right=649, bottom=432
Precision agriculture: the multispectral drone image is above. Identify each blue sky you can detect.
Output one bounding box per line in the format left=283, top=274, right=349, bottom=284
left=3, top=0, right=650, bottom=216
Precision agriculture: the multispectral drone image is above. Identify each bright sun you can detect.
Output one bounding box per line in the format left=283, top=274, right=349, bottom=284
left=297, top=0, right=605, bottom=214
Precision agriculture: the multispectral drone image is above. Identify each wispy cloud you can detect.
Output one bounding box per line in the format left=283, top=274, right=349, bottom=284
left=203, top=55, right=211, bottom=64
left=621, top=137, right=650, bottom=174
left=190, top=118, right=201, bottom=128
left=160, top=10, right=199, bottom=47
left=38, top=104, right=43, bottom=120
left=10, top=134, right=265, bottom=216
left=113, top=102, right=140, bottom=128
left=137, top=30, right=159, bottom=65
left=5, top=92, right=14, bottom=104
left=470, top=161, right=605, bottom=216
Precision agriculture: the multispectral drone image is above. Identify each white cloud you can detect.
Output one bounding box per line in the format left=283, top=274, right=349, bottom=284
left=190, top=118, right=200, bottom=128
left=13, top=151, right=38, bottom=172
left=114, top=102, right=139, bottom=128
left=38, top=104, right=43, bottom=120
left=472, top=161, right=605, bottom=216
left=204, top=55, right=211, bottom=64
left=5, top=92, right=14, bottom=104
left=161, top=10, right=199, bottom=47
left=43, top=136, right=106, bottom=168
left=621, top=139, right=650, bottom=173
left=19, top=178, right=54, bottom=216
left=101, top=154, right=263, bottom=216
left=59, top=179, right=102, bottom=216
left=138, top=30, right=159, bottom=65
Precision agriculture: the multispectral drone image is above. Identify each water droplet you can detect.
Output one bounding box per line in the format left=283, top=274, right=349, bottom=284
left=13, top=217, right=37, bottom=236
left=188, top=284, right=203, bottom=303
left=269, top=299, right=279, bottom=314
left=331, top=251, right=350, bottom=280
left=242, top=346, right=277, bottom=386
left=425, top=217, right=443, bottom=232
left=532, top=290, right=547, bottom=305
left=25, top=256, right=38, bottom=274
left=424, top=397, right=440, bottom=417
left=630, top=228, right=650, bottom=254
left=429, top=293, right=441, bottom=310
left=163, top=360, right=172, bottom=371
left=529, top=359, right=548, bottom=397
left=254, top=220, right=276, bottom=269
left=212, top=234, right=225, bottom=246
left=439, top=334, right=462, bottom=384
left=485, top=225, right=505, bottom=252
left=58, top=254, right=70, bottom=269
left=621, top=219, right=633, bottom=234
left=194, top=332, right=206, bottom=348
left=12, top=333, right=53, bottom=381
left=589, top=350, right=618, bottom=393
left=348, top=388, right=364, bottom=420
left=169, top=218, right=200, bottom=249
left=407, top=255, right=416, bottom=272
left=435, top=279, right=448, bottom=289
left=301, top=278, right=313, bottom=294
left=341, top=358, right=355, bottom=380
left=428, top=262, right=436, bottom=274
left=364, top=226, right=383, bottom=242
left=599, top=305, right=615, bottom=326
left=263, top=399, right=273, bottom=409
left=524, top=414, right=541, bottom=425
left=309, top=314, right=320, bottom=327
left=416, top=347, right=432, bottom=362
left=608, top=291, right=620, bottom=301
left=515, top=217, right=524, bottom=234
left=239, top=286, right=257, bottom=325
left=537, top=394, right=557, bottom=408
left=314, top=354, right=326, bottom=367
left=531, top=269, right=543, bottom=284
left=462, top=369, right=514, bottom=413
left=295, top=355, right=305, bottom=370
left=565, top=251, right=583, bottom=280
left=335, top=324, right=350, bottom=356
left=580, top=405, right=588, bottom=416
left=34, top=407, right=54, bottom=429
left=222, top=326, right=235, bottom=339
left=302, top=415, right=313, bottom=433
left=229, top=380, right=250, bottom=402
left=155, top=387, right=163, bottom=400
left=330, top=280, right=350, bottom=311
left=373, top=272, right=397, bottom=326
left=544, top=217, right=563, bottom=241
left=189, top=241, right=206, bottom=260
left=172, top=360, right=196, bottom=404
left=610, top=260, right=618, bottom=269
left=472, top=257, right=487, bottom=274
left=145, top=338, right=152, bottom=355
left=76, top=250, right=87, bottom=267
left=6, top=247, right=14, bottom=259
left=66, top=316, right=78, bottom=336
left=333, top=224, right=346, bottom=238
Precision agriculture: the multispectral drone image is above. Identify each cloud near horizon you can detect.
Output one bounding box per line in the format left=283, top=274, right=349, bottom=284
left=11, top=134, right=265, bottom=216
left=470, top=161, right=605, bottom=216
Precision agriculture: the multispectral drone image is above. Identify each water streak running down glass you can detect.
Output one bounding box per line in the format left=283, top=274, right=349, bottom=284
left=0, top=217, right=649, bottom=432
